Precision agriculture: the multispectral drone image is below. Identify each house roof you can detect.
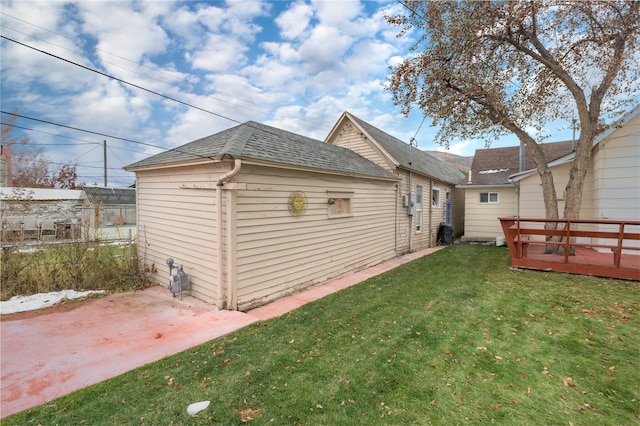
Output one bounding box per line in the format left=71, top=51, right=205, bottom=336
left=463, top=141, right=575, bottom=186
left=0, top=187, right=82, bottom=201
left=81, top=187, right=136, bottom=205
left=340, top=112, right=466, bottom=185
left=125, top=121, right=398, bottom=181
left=501, top=105, right=640, bottom=184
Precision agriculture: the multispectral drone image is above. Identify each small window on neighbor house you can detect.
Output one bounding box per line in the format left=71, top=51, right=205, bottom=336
left=327, top=191, right=353, bottom=218
left=479, top=192, right=499, bottom=203
left=432, top=188, right=440, bottom=208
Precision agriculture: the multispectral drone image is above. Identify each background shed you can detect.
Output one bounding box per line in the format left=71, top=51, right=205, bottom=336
left=80, top=187, right=136, bottom=240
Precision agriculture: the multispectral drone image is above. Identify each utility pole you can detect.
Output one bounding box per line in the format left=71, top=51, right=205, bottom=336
left=103, top=140, right=107, bottom=187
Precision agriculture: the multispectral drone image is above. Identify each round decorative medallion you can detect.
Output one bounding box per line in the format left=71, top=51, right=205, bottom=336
left=287, top=190, right=308, bottom=216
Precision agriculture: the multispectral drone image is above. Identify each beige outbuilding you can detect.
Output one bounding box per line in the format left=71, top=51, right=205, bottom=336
left=126, top=115, right=465, bottom=310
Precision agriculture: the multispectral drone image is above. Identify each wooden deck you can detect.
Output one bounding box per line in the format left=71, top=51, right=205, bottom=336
left=499, top=217, right=640, bottom=281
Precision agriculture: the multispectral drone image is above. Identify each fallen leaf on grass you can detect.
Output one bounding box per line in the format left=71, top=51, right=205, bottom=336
left=489, top=403, right=502, bottom=409
left=445, top=348, right=453, bottom=357
left=495, top=355, right=503, bottom=360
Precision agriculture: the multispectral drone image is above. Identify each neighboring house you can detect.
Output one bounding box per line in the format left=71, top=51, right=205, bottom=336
left=457, top=141, right=574, bottom=242
left=511, top=104, right=640, bottom=252
left=0, top=187, right=83, bottom=242
left=126, top=121, right=400, bottom=310
left=80, top=187, right=137, bottom=240
left=326, top=112, right=466, bottom=252
left=0, top=146, right=12, bottom=187
left=125, top=114, right=465, bottom=310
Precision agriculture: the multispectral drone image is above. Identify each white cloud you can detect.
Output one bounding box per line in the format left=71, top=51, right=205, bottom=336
left=312, top=0, right=362, bottom=26
left=438, top=140, right=475, bottom=156
left=187, top=33, right=249, bottom=72
left=77, top=1, right=171, bottom=64
left=275, top=2, right=314, bottom=40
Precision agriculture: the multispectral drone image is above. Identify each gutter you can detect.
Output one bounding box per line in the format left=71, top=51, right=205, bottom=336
left=509, top=177, right=521, bottom=217
left=215, top=159, right=241, bottom=309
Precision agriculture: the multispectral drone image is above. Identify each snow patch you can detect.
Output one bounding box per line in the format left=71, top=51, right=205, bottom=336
left=1, top=290, right=105, bottom=315
left=478, top=168, right=508, bottom=174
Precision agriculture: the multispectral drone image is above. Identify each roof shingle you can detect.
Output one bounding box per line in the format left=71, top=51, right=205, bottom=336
left=126, top=121, right=398, bottom=181
left=345, top=113, right=466, bottom=185
left=465, top=141, right=574, bottom=186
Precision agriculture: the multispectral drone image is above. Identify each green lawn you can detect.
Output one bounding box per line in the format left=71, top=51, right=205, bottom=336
left=6, top=245, right=639, bottom=425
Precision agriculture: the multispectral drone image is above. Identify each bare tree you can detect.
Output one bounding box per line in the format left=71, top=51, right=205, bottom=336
left=385, top=1, right=639, bottom=230
left=2, top=111, right=82, bottom=189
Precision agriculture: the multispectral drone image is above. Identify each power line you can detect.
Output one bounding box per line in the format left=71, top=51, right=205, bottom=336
left=1, top=121, right=102, bottom=145
left=1, top=35, right=243, bottom=126
left=0, top=12, right=326, bottom=130
left=0, top=110, right=213, bottom=160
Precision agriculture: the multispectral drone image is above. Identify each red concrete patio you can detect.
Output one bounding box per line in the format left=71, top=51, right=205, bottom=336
left=1, top=247, right=444, bottom=418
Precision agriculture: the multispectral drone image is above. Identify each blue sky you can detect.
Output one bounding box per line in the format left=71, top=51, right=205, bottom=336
left=1, top=0, right=577, bottom=187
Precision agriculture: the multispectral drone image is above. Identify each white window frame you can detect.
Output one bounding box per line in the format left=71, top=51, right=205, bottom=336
left=432, top=188, right=440, bottom=208
left=415, top=185, right=423, bottom=232
left=327, top=191, right=353, bottom=218
left=479, top=192, right=499, bottom=204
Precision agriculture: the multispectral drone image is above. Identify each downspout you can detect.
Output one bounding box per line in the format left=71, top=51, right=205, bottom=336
left=216, top=159, right=242, bottom=309
left=428, top=180, right=433, bottom=247
left=408, top=171, right=413, bottom=253
left=510, top=178, right=520, bottom=217
left=395, top=181, right=399, bottom=256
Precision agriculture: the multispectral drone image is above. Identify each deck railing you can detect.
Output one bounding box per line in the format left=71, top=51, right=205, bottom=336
left=498, top=217, right=640, bottom=281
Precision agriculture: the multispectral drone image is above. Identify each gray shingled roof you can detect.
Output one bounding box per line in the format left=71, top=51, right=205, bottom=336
left=346, top=113, right=466, bottom=185
left=465, top=141, right=574, bottom=186
left=126, top=121, right=398, bottom=181
left=82, top=187, right=136, bottom=205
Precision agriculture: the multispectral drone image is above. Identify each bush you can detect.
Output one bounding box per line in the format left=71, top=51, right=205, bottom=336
left=0, top=239, right=152, bottom=301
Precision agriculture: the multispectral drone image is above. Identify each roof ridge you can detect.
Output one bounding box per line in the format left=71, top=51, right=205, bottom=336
left=217, top=122, right=256, bottom=159
left=344, top=112, right=465, bottom=184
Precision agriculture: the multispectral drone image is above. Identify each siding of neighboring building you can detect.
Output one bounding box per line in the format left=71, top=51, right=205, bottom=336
left=591, top=111, right=640, bottom=222
left=135, top=163, right=224, bottom=304
left=463, top=186, right=517, bottom=239
left=450, top=185, right=465, bottom=237
left=233, top=164, right=397, bottom=310
left=591, top=110, right=640, bottom=252
left=518, top=161, right=594, bottom=220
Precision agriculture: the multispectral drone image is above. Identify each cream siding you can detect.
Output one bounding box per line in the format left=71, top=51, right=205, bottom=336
left=450, top=186, right=465, bottom=237
left=518, top=162, right=593, bottom=219
left=232, top=164, right=397, bottom=310
left=591, top=111, right=640, bottom=221
left=395, top=170, right=456, bottom=252
left=135, top=163, right=229, bottom=304
left=463, top=186, right=517, bottom=239
left=590, top=111, right=640, bottom=252
left=328, top=121, right=396, bottom=172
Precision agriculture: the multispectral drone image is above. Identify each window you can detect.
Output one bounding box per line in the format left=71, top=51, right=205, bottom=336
left=327, top=191, right=353, bottom=218
left=415, top=185, right=423, bottom=232
left=479, top=192, right=499, bottom=204
left=432, top=188, right=440, bottom=208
